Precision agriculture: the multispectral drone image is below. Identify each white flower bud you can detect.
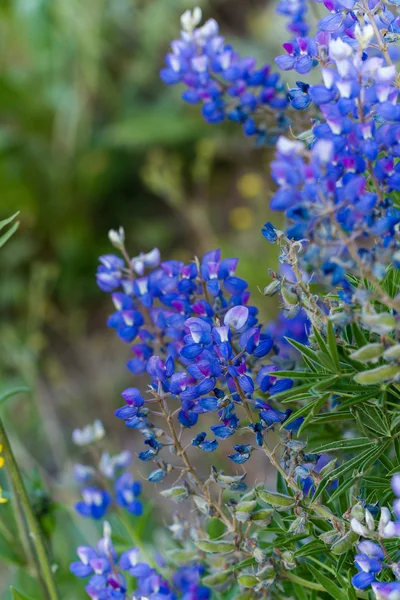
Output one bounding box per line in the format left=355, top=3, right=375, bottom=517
left=108, top=226, right=125, bottom=249
left=379, top=506, right=391, bottom=535
left=180, top=7, right=202, bottom=32
left=355, top=23, right=374, bottom=49
left=350, top=517, right=369, bottom=537
left=329, top=38, right=353, bottom=61
left=365, top=509, right=375, bottom=531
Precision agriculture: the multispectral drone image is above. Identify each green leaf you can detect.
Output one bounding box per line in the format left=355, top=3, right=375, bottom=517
left=310, top=437, right=375, bottom=453
left=10, top=588, right=36, bottom=600
left=273, top=371, right=324, bottom=380
left=307, top=564, right=344, bottom=598
left=0, top=386, right=30, bottom=408
left=312, top=326, right=330, bottom=357
left=297, top=395, right=328, bottom=436
left=310, top=375, right=339, bottom=392
left=327, top=321, right=340, bottom=371
left=0, top=211, right=19, bottom=230
left=286, top=338, right=334, bottom=371
left=356, top=403, right=391, bottom=437
left=312, top=444, right=377, bottom=501
left=312, top=412, right=352, bottom=424
left=0, top=220, right=19, bottom=249
left=351, top=322, right=369, bottom=347
left=337, top=390, right=380, bottom=410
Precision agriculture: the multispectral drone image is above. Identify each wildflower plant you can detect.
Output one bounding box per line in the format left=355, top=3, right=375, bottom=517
left=78, top=4, right=400, bottom=599
left=2, top=1, right=400, bottom=599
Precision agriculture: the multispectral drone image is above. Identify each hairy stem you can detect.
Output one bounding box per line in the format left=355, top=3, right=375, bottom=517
left=154, top=391, right=235, bottom=531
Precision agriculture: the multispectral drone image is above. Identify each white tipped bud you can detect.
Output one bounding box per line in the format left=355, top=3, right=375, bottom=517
left=365, top=509, right=375, bottom=531
left=350, top=518, right=369, bottom=537
left=181, top=7, right=202, bottom=32
left=379, top=506, right=392, bottom=535
left=108, top=226, right=125, bottom=249
left=355, top=23, right=374, bottom=49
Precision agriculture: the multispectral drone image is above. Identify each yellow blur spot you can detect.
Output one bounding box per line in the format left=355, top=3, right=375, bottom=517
left=230, top=206, right=254, bottom=231
left=0, top=488, right=7, bottom=504
left=0, top=457, right=4, bottom=469
left=237, top=173, right=264, bottom=199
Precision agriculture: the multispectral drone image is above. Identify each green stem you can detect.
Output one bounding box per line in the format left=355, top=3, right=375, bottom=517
left=0, top=418, right=60, bottom=600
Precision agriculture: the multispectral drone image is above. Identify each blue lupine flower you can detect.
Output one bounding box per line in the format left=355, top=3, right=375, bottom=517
left=75, top=488, right=112, bottom=520
left=114, top=472, right=143, bottom=515
left=352, top=541, right=384, bottom=589
left=275, top=37, right=317, bottom=74
left=228, top=444, right=253, bottom=464
left=159, top=9, right=289, bottom=143
left=276, top=0, right=309, bottom=35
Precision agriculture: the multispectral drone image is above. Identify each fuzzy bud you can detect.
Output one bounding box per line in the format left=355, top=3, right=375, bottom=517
left=108, top=227, right=125, bottom=249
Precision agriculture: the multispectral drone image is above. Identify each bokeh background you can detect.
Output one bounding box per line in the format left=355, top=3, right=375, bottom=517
left=0, top=0, right=290, bottom=597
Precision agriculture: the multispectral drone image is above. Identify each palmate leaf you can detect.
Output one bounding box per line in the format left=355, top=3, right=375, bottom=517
left=355, top=402, right=391, bottom=437
left=286, top=338, right=336, bottom=371
left=312, top=443, right=381, bottom=502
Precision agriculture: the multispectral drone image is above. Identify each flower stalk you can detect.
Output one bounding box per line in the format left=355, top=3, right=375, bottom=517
left=0, top=417, right=60, bottom=600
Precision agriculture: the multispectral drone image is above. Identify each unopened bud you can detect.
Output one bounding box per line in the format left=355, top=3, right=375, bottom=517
left=383, top=344, right=400, bottom=361
left=108, top=227, right=125, bottom=249
left=362, top=312, right=396, bottom=334
left=350, top=517, right=369, bottom=537
left=349, top=343, right=384, bottom=362
left=354, top=364, right=399, bottom=385
left=263, top=279, right=281, bottom=296
left=365, top=509, right=375, bottom=531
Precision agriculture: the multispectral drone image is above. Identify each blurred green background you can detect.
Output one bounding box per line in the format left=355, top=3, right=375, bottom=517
left=0, top=0, right=286, bottom=596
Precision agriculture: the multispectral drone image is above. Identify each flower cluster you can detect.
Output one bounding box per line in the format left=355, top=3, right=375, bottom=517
left=350, top=475, right=400, bottom=597
left=96, top=239, right=300, bottom=488
left=72, top=423, right=143, bottom=521
left=160, top=8, right=289, bottom=143
left=70, top=522, right=209, bottom=600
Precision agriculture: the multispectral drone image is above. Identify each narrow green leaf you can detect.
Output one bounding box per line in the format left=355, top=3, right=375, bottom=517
left=307, top=564, right=344, bottom=598
left=0, top=211, right=19, bottom=231
left=0, top=220, right=19, bottom=250
left=286, top=338, right=334, bottom=371
left=327, top=321, right=340, bottom=371
left=312, top=326, right=330, bottom=357
left=310, top=437, right=374, bottom=454
left=351, top=322, right=368, bottom=347
left=273, top=371, right=324, bottom=380
left=0, top=387, right=30, bottom=408
left=356, top=403, right=391, bottom=437
left=312, top=445, right=377, bottom=501
left=10, top=588, right=36, bottom=600
left=311, top=375, right=339, bottom=392
left=312, top=413, right=352, bottom=423
left=327, top=477, right=356, bottom=504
